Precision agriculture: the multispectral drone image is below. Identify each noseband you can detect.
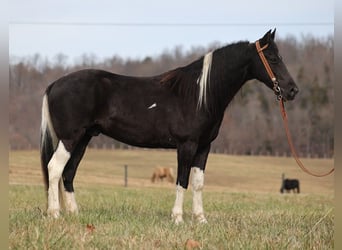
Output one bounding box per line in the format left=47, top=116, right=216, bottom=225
left=255, top=40, right=282, bottom=101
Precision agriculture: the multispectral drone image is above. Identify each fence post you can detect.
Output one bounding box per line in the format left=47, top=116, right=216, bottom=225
left=124, top=165, right=128, bottom=187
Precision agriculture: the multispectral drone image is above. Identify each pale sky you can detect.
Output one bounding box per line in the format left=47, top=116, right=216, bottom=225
left=9, top=0, right=334, bottom=63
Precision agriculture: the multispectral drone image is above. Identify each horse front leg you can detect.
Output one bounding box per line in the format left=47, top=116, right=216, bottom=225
left=191, top=167, right=206, bottom=223
left=172, top=184, right=186, bottom=224
left=191, top=144, right=211, bottom=223
left=172, top=141, right=198, bottom=224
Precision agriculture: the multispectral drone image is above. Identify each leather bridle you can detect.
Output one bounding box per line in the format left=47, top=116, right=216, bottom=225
left=255, top=40, right=282, bottom=101
left=255, top=40, right=334, bottom=177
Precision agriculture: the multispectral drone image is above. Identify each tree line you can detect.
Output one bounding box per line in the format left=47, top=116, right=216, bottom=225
left=9, top=35, right=334, bottom=158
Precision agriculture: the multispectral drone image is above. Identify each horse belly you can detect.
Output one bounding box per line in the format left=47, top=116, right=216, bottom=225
left=100, top=110, right=177, bottom=148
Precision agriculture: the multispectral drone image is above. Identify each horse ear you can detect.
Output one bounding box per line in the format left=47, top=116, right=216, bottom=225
left=271, top=28, right=276, bottom=40
left=259, top=29, right=272, bottom=46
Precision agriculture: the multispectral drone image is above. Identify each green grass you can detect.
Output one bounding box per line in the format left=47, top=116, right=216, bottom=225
left=10, top=185, right=333, bottom=249
left=9, top=149, right=334, bottom=249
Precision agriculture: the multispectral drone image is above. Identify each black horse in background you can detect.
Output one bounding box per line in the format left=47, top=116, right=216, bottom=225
left=280, top=173, right=300, bottom=193
left=280, top=179, right=300, bottom=193
left=40, top=29, right=298, bottom=223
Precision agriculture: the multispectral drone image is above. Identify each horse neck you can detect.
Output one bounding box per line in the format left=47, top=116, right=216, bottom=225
left=204, top=42, right=253, bottom=116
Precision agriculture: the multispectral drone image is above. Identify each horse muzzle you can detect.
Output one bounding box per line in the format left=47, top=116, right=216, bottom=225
left=286, top=86, right=299, bottom=101
left=280, top=84, right=299, bottom=101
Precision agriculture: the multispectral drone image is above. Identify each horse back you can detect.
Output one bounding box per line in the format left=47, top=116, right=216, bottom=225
left=45, top=69, right=181, bottom=147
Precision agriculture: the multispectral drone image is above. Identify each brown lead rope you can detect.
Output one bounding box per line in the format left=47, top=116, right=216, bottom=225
left=279, top=100, right=334, bottom=177
left=256, top=40, right=334, bottom=177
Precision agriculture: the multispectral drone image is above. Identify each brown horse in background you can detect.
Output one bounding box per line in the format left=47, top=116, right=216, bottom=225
left=151, top=167, right=174, bottom=183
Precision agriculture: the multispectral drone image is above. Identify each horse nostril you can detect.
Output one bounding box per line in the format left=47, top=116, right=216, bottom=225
left=291, top=87, right=299, bottom=96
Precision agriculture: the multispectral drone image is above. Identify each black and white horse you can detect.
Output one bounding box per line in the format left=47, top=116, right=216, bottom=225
left=40, top=29, right=298, bottom=223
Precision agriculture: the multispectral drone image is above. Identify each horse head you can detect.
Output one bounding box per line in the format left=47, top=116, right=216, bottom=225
left=250, top=29, right=299, bottom=101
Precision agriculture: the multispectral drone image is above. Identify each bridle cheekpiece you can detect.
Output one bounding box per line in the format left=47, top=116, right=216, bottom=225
left=255, top=40, right=282, bottom=101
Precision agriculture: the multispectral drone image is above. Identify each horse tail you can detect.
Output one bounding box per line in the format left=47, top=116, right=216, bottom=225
left=40, top=93, right=58, bottom=191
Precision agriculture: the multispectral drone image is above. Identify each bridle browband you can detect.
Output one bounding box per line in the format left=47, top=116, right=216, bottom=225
left=255, top=40, right=282, bottom=101
left=255, top=40, right=334, bottom=177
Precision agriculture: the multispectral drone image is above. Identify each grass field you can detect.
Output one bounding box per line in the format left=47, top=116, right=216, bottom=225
left=9, top=149, right=334, bottom=249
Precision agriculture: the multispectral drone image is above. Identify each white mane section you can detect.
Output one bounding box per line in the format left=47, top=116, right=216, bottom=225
left=197, top=51, right=213, bottom=109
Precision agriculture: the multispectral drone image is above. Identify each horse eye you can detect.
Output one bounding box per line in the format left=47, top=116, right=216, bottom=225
left=269, top=56, right=278, bottom=64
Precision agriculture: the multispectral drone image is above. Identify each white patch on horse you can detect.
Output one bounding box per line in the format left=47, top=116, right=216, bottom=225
left=197, top=51, right=213, bottom=109
left=192, top=167, right=207, bottom=223
left=171, top=184, right=185, bottom=224
left=47, top=141, right=70, bottom=218
left=147, top=103, right=157, bottom=109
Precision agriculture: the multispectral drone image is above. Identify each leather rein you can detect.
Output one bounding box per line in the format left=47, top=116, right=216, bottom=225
left=255, top=40, right=334, bottom=177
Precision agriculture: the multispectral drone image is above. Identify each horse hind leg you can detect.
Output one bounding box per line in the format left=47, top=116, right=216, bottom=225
left=61, top=134, right=92, bottom=214
left=47, top=140, right=71, bottom=218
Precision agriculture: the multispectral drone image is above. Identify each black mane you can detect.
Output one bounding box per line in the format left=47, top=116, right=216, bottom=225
left=159, top=58, right=203, bottom=106
left=159, top=41, right=253, bottom=116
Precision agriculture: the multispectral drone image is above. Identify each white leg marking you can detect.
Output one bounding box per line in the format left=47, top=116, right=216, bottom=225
left=171, top=184, right=185, bottom=224
left=64, top=191, right=78, bottom=214
left=192, top=167, right=207, bottom=223
left=47, top=141, right=70, bottom=218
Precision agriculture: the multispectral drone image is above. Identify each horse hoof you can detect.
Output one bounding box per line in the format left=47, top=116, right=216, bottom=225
left=174, top=217, right=184, bottom=225
left=194, top=214, right=207, bottom=224
left=66, top=208, right=79, bottom=215
left=47, top=209, right=60, bottom=218
left=198, top=217, right=208, bottom=224
left=172, top=213, right=184, bottom=225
